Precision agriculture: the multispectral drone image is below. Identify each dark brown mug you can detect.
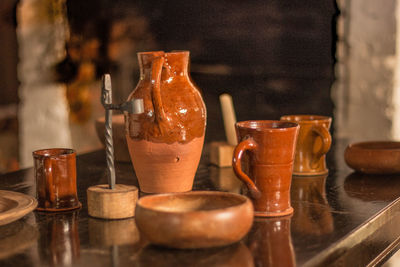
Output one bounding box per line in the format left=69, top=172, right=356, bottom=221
left=232, top=120, right=299, bottom=217
left=280, top=115, right=332, bottom=176
left=33, top=148, right=81, bottom=211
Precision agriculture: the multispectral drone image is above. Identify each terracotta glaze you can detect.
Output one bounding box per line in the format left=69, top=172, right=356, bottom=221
left=135, top=191, right=254, bottom=249
left=280, top=115, right=332, bottom=176
left=33, top=148, right=81, bottom=211
left=232, top=120, right=299, bottom=217
left=344, top=141, right=400, bottom=174
left=125, top=51, right=206, bottom=193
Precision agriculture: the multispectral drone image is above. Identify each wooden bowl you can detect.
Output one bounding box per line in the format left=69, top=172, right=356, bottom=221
left=344, top=141, right=400, bottom=174
left=95, top=114, right=130, bottom=162
left=0, top=190, right=37, bottom=226
left=135, top=191, right=254, bottom=249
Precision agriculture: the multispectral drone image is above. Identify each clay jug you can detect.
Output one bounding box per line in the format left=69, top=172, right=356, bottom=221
left=125, top=51, right=207, bottom=193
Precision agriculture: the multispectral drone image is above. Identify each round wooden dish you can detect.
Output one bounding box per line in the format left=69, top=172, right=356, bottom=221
left=135, top=191, right=254, bottom=249
left=344, top=141, right=400, bottom=174
left=0, top=190, right=37, bottom=226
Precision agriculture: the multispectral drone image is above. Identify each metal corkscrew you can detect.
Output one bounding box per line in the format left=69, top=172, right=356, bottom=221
left=101, top=74, right=144, bottom=189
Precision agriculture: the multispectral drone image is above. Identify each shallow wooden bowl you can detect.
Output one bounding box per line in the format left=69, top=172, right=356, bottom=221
left=135, top=191, right=254, bottom=249
left=95, top=114, right=130, bottom=162
left=344, top=141, right=400, bottom=174
left=0, top=190, right=37, bottom=226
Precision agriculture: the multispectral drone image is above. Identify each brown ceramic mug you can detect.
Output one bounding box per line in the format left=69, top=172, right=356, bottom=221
left=232, top=120, right=299, bottom=217
left=280, top=115, right=332, bottom=176
left=33, top=148, right=81, bottom=211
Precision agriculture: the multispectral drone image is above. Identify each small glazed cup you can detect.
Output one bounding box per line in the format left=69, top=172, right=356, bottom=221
left=232, top=120, right=299, bottom=217
left=280, top=115, right=332, bottom=176
left=33, top=148, right=81, bottom=212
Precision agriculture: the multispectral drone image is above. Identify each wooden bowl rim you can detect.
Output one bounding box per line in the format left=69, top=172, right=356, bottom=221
left=0, top=190, right=37, bottom=226
left=346, top=141, right=400, bottom=151
left=137, top=191, right=251, bottom=215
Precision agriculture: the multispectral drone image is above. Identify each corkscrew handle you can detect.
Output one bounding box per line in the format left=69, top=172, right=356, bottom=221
left=101, top=74, right=144, bottom=190
left=102, top=74, right=116, bottom=189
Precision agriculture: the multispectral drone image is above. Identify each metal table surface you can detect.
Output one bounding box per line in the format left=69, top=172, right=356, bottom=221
left=1, top=143, right=400, bottom=267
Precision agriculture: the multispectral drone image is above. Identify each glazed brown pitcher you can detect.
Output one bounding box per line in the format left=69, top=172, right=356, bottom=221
left=232, top=121, right=299, bottom=217
left=125, top=51, right=206, bottom=193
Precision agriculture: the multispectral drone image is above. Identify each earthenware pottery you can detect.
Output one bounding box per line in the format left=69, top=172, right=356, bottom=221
left=291, top=175, right=333, bottom=235
left=246, top=216, right=295, bottom=267
left=95, top=114, right=130, bottom=162
left=280, top=115, right=332, bottom=176
left=135, top=191, right=254, bottom=249
left=125, top=51, right=206, bottom=193
left=33, top=148, right=81, bottom=211
left=344, top=141, right=400, bottom=174
left=232, top=120, right=299, bottom=217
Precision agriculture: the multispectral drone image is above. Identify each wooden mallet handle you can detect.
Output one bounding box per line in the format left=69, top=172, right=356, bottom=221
left=219, top=94, right=237, bottom=146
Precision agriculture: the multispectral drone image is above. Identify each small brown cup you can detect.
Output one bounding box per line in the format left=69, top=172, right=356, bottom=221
left=280, top=115, right=332, bottom=176
left=33, top=148, right=81, bottom=212
left=232, top=120, right=299, bottom=217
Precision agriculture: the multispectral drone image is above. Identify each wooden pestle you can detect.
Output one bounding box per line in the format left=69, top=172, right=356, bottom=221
left=209, top=93, right=238, bottom=167
left=219, top=93, right=238, bottom=146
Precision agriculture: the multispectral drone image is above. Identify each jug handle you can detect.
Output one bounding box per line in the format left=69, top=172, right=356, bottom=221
left=44, top=157, right=55, bottom=205
left=151, top=56, right=167, bottom=124
left=311, top=125, right=331, bottom=168
left=232, top=137, right=261, bottom=199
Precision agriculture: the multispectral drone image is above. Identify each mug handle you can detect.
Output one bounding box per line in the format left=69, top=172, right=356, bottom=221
left=44, top=157, right=55, bottom=204
left=311, top=125, right=331, bottom=168
left=232, top=137, right=261, bottom=199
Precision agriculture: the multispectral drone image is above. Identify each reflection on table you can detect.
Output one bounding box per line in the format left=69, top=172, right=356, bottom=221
left=246, top=216, right=295, bottom=267
left=37, top=211, right=80, bottom=267
left=291, top=174, right=334, bottom=236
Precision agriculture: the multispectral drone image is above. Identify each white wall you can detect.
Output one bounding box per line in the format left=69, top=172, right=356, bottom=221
left=333, top=0, right=397, bottom=143
left=17, top=0, right=72, bottom=168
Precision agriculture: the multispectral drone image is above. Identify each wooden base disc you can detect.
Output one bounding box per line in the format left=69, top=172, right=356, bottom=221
left=87, top=184, right=138, bottom=219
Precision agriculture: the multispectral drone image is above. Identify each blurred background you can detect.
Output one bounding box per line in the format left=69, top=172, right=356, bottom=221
left=0, top=0, right=398, bottom=173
